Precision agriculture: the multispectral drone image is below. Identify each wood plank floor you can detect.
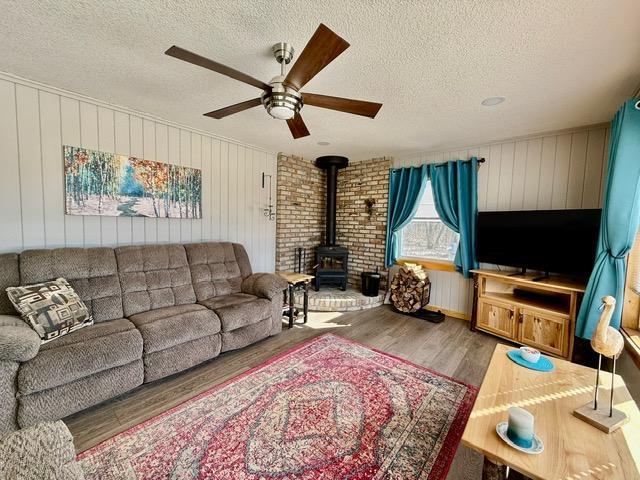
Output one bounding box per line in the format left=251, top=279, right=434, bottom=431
left=65, top=305, right=501, bottom=479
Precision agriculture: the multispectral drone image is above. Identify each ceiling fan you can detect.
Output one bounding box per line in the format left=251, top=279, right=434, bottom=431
left=165, top=23, right=383, bottom=139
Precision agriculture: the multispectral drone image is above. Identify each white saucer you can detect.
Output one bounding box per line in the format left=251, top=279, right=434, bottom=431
left=496, top=422, right=544, bottom=455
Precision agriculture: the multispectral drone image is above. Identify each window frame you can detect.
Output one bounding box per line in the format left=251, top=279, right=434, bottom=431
left=622, top=231, right=640, bottom=365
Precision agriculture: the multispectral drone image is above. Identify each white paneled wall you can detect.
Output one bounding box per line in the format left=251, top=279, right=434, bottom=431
left=394, top=125, right=610, bottom=316
left=0, top=74, right=277, bottom=272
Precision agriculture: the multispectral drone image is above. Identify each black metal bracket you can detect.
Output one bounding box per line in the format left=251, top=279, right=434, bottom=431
left=262, top=172, right=275, bottom=221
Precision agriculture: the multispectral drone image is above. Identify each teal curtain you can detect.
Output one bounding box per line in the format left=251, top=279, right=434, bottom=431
left=427, top=157, right=479, bottom=277
left=384, top=165, right=428, bottom=267
left=577, top=99, right=640, bottom=339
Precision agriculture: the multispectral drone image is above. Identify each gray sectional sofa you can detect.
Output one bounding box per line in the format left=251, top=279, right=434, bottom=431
left=0, top=242, right=287, bottom=434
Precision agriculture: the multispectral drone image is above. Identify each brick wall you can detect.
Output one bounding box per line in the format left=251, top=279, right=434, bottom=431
left=275, top=154, right=325, bottom=273
left=276, top=153, right=390, bottom=288
left=337, top=157, right=391, bottom=286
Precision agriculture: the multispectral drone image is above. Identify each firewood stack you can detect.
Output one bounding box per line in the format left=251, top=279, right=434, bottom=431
left=390, top=263, right=431, bottom=313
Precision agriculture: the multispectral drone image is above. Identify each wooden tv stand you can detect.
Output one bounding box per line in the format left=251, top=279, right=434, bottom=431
left=470, top=269, right=586, bottom=360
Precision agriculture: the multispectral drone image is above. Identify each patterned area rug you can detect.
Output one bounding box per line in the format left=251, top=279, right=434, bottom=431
left=78, top=334, right=477, bottom=479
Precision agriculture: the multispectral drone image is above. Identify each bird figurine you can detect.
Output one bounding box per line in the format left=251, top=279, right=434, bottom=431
left=574, top=295, right=628, bottom=432
left=591, top=295, right=624, bottom=358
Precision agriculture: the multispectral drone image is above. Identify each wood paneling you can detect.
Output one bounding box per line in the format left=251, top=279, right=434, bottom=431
left=0, top=75, right=277, bottom=272
left=40, top=92, right=66, bottom=248
left=15, top=85, right=45, bottom=249
left=0, top=82, right=22, bottom=252
left=394, top=125, right=609, bottom=316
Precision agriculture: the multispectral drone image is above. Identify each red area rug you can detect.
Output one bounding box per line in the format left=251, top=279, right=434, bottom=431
left=78, top=334, right=477, bottom=479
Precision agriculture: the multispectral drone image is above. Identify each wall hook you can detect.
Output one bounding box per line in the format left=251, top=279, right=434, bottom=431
left=262, top=172, right=276, bottom=221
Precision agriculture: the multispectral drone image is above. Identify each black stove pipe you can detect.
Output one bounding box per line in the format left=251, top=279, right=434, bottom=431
left=315, top=156, right=349, bottom=246
left=325, top=164, right=338, bottom=246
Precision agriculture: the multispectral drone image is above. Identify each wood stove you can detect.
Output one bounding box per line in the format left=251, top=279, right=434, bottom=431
left=314, top=156, right=349, bottom=291
left=316, top=245, right=348, bottom=290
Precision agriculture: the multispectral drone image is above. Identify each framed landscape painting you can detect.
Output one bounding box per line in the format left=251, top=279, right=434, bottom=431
left=63, top=146, right=202, bottom=218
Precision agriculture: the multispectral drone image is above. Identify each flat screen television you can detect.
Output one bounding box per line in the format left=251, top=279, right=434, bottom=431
left=476, top=209, right=601, bottom=277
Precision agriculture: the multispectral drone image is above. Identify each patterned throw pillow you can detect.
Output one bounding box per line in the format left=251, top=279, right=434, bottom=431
left=6, top=278, right=93, bottom=343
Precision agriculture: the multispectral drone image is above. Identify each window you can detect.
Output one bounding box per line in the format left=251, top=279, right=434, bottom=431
left=623, top=231, right=640, bottom=352
left=627, top=230, right=640, bottom=297
left=399, top=182, right=459, bottom=261
left=621, top=230, right=640, bottom=368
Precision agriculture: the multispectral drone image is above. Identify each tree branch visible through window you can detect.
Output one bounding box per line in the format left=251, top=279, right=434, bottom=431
left=399, top=181, right=459, bottom=262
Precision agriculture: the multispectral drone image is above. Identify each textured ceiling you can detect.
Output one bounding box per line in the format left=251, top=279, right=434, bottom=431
left=1, top=0, right=639, bottom=160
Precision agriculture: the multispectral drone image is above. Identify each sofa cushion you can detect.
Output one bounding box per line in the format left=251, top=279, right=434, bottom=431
left=115, top=245, right=196, bottom=318
left=184, top=243, right=252, bottom=301
left=200, top=292, right=256, bottom=309
left=200, top=293, right=271, bottom=332
left=0, top=253, right=19, bottom=315
left=18, top=361, right=143, bottom=428
left=7, top=278, right=93, bottom=343
left=18, top=319, right=142, bottom=395
left=143, top=334, right=221, bottom=383
left=128, top=304, right=221, bottom=354
left=221, top=316, right=272, bottom=352
left=20, top=248, right=123, bottom=323
left=0, top=315, right=41, bottom=362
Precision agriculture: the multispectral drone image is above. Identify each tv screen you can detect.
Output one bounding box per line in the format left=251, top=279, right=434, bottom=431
left=476, top=209, right=601, bottom=277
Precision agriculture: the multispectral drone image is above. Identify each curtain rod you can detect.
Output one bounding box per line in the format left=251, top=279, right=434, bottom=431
left=391, top=157, right=486, bottom=172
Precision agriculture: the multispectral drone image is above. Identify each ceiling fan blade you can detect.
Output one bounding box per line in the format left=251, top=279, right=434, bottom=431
left=302, top=93, right=382, bottom=119
left=286, top=113, right=310, bottom=139
left=284, top=24, right=350, bottom=91
left=165, top=46, right=271, bottom=91
left=203, top=98, right=263, bottom=119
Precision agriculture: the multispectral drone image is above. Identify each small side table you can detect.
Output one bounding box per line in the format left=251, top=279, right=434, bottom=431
left=277, top=271, right=314, bottom=329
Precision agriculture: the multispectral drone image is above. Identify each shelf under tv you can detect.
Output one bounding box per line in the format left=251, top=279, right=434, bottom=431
left=470, top=269, right=587, bottom=359
left=477, top=269, right=587, bottom=294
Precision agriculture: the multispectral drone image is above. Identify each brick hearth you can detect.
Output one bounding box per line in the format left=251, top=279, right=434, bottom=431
left=294, top=287, right=385, bottom=312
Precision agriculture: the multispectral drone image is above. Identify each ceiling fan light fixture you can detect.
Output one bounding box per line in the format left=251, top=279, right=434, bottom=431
left=269, top=105, right=296, bottom=120
left=262, top=75, right=303, bottom=120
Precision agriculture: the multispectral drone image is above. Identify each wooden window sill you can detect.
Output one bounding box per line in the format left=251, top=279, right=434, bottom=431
left=396, top=258, right=457, bottom=272
left=622, top=327, right=640, bottom=368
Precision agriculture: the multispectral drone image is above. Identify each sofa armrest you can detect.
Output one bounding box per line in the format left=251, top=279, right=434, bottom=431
left=0, top=420, right=84, bottom=480
left=0, top=315, right=40, bottom=362
left=242, top=273, right=288, bottom=300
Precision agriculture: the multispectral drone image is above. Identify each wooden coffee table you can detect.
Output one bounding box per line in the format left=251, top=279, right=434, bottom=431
left=462, top=344, right=640, bottom=479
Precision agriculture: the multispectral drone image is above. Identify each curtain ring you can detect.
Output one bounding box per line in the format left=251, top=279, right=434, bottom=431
left=635, top=100, right=640, bottom=110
